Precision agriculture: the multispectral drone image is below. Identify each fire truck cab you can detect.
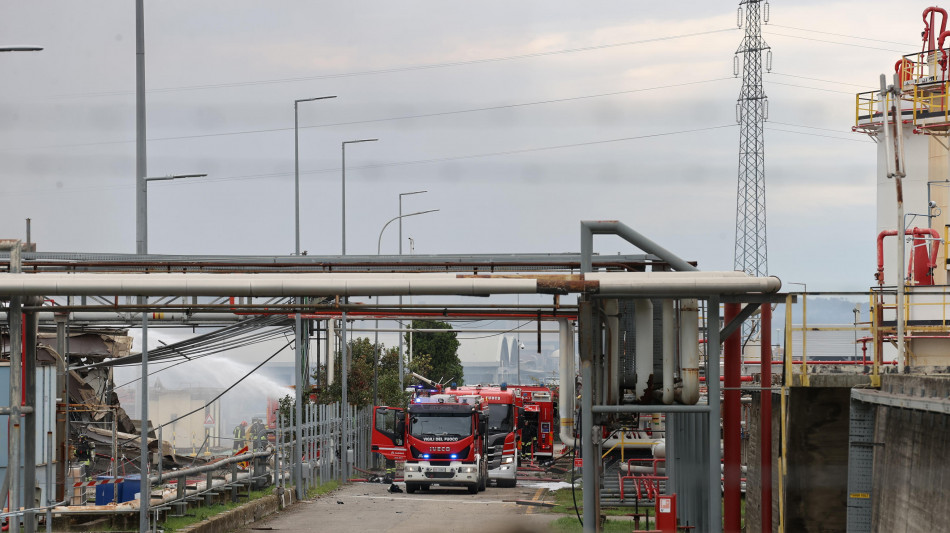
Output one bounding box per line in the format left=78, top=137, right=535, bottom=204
left=372, top=394, right=489, bottom=494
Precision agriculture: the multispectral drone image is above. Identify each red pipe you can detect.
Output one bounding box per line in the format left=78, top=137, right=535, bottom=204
left=876, top=228, right=941, bottom=286
left=908, top=227, right=941, bottom=285
left=877, top=230, right=897, bottom=286
left=743, top=360, right=896, bottom=365
left=699, top=376, right=754, bottom=382
left=760, top=304, right=772, bottom=533
left=723, top=303, right=741, bottom=533
left=924, top=7, right=949, bottom=52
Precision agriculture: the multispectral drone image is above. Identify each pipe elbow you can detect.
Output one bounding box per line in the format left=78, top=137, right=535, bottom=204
left=680, top=368, right=700, bottom=405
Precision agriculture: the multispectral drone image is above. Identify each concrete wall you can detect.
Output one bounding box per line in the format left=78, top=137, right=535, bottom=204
left=870, top=375, right=950, bottom=533
left=785, top=386, right=851, bottom=532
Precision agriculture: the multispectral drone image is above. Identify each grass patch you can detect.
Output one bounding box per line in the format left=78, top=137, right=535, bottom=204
left=306, top=480, right=339, bottom=499
left=160, top=488, right=271, bottom=533
left=158, top=480, right=340, bottom=532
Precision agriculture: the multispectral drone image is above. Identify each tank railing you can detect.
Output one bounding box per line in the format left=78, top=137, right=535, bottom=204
left=855, top=91, right=883, bottom=126
left=782, top=291, right=882, bottom=387
left=782, top=287, right=950, bottom=386
left=912, top=80, right=950, bottom=126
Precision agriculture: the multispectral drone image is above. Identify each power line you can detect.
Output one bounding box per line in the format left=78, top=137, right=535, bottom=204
left=769, top=120, right=862, bottom=135
left=767, top=71, right=868, bottom=89
left=2, top=124, right=739, bottom=197
left=195, top=124, right=740, bottom=183
left=459, top=321, right=533, bottom=340
left=767, top=24, right=917, bottom=47
left=763, top=31, right=907, bottom=53
left=55, top=28, right=739, bottom=98
left=764, top=126, right=870, bottom=143
left=24, top=77, right=734, bottom=151
left=767, top=80, right=855, bottom=94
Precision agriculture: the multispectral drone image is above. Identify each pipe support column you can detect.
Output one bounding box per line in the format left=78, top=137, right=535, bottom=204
left=707, top=295, right=722, bottom=533
left=760, top=303, right=773, bottom=532
left=294, top=311, right=304, bottom=499
left=724, top=303, right=742, bottom=532
left=578, top=299, right=599, bottom=532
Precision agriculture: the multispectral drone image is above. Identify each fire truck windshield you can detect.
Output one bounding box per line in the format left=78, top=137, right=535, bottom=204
left=487, top=404, right=513, bottom=433
left=409, top=413, right=472, bottom=439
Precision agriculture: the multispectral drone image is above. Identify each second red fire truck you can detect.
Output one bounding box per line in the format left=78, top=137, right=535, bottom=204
left=443, top=385, right=520, bottom=487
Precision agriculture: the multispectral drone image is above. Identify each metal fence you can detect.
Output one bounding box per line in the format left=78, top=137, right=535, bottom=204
left=273, top=402, right=372, bottom=497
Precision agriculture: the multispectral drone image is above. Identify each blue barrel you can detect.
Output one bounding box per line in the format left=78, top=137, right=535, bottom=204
left=119, top=474, right=141, bottom=503
left=94, top=476, right=119, bottom=505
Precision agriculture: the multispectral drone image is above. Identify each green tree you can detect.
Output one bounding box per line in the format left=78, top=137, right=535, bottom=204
left=404, top=320, right=464, bottom=386
left=313, top=337, right=411, bottom=408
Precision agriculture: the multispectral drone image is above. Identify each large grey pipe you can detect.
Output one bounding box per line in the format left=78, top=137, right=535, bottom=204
left=557, top=319, right=577, bottom=448
left=580, top=220, right=699, bottom=273
left=676, top=299, right=700, bottom=405
left=605, top=300, right=620, bottom=405
left=0, top=272, right=781, bottom=298
left=634, top=299, right=654, bottom=400
left=661, top=300, right=675, bottom=405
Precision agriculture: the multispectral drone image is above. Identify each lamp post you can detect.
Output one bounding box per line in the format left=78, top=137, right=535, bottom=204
left=294, top=96, right=336, bottom=256
left=138, top=172, right=204, bottom=530
left=0, top=43, right=40, bottom=533
left=373, top=209, right=439, bottom=405
left=341, top=139, right=378, bottom=255
left=397, top=191, right=427, bottom=385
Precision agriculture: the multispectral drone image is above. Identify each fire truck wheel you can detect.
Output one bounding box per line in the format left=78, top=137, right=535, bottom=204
left=478, top=475, right=486, bottom=492
left=497, top=479, right=517, bottom=488
left=420, top=484, right=430, bottom=491
left=406, top=483, right=418, bottom=494
left=467, top=483, right=478, bottom=494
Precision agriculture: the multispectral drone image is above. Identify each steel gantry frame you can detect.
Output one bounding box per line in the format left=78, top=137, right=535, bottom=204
left=1, top=222, right=782, bottom=533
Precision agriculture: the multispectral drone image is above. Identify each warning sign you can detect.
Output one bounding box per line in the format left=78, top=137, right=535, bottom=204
left=204, top=414, right=215, bottom=426
left=574, top=457, right=583, bottom=468
left=659, top=497, right=672, bottom=513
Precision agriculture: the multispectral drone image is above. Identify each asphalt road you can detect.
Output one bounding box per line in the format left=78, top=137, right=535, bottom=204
left=238, top=480, right=565, bottom=533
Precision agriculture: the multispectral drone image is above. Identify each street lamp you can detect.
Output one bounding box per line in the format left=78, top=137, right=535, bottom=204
left=373, top=208, right=438, bottom=405
left=142, top=174, right=207, bottom=253
left=341, top=139, right=378, bottom=255
left=377, top=209, right=439, bottom=254
left=294, top=96, right=336, bottom=256
left=397, top=191, right=427, bottom=385
left=1, top=43, right=41, bottom=533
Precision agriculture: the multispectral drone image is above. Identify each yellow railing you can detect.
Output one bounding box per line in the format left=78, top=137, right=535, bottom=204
left=855, top=90, right=881, bottom=127
left=784, top=287, right=950, bottom=386
left=913, top=80, right=950, bottom=126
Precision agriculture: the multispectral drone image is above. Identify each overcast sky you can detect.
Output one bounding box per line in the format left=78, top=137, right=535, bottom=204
left=0, top=1, right=925, bottom=293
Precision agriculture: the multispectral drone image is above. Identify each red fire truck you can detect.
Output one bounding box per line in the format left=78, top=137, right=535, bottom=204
left=372, top=394, right=489, bottom=494
left=443, top=385, right=520, bottom=487
left=517, top=386, right=555, bottom=460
